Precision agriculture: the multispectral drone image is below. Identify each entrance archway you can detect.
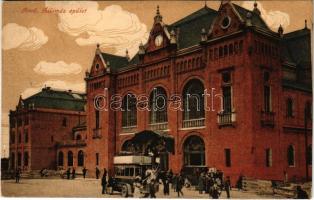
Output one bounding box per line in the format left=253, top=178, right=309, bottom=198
left=183, top=135, right=206, bottom=184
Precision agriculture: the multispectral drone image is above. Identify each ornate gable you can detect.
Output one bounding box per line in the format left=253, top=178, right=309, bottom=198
left=209, top=2, right=245, bottom=39
left=89, top=45, right=107, bottom=77
left=144, top=6, right=172, bottom=53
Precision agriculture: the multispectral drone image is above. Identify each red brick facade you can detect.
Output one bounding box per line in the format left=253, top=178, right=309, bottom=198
left=9, top=88, right=86, bottom=171
left=83, top=3, right=312, bottom=185
left=8, top=2, right=312, bottom=185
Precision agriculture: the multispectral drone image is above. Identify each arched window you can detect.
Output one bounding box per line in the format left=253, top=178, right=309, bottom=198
left=287, top=145, right=295, bottom=166
left=183, top=79, right=205, bottom=120
left=58, top=152, right=64, bottom=166
left=183, top=135, right=205, bottom=166
left=78, top=150, right=84, bottom=166
left=149, top=87, right=168, bottom=124
left=219, top=47, right=223, bottom=58
left=122, top=93, right=137, bottom=127
left=307, top=144, right=312, bottom=165
left=286, top=98, right=293, bottom=117
left=67, top=151, right=73, bottom=166
left=224, top=45, right=228, bottom=56
left=229, top=44, right=234, bottom=55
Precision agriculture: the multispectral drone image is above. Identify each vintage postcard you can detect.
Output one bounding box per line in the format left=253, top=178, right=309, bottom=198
left=1, top=0, right=313, bottom=198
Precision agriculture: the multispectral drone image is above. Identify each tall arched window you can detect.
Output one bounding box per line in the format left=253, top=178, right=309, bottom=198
left=67, top=151, right=73, bottom=166
left=183, top=135, right=205, bottom=166
left=58, top=152, right=64, bottom=166
left=286, top=98, right=293, bottom=117
left=78, top=150, right=84, bottom=166
left=183, top=79, right=205, bottom=120
left=122, top=93, right=137, bottom=127
left=287, top=145, right=295, bottom=166
left=149, top=87, right=168, bottom=124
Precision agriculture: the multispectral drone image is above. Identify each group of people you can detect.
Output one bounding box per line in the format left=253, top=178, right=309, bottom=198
left=197, top=170, right=230, bottom=199
left=133, top=167, right=159, bottom=198
left=65, top=168, right=76, bottom=179
left=159, top=170, right=185, bottom=197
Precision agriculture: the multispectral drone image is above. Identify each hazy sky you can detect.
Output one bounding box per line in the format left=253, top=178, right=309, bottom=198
left=1, top=1, right=312, bottom=157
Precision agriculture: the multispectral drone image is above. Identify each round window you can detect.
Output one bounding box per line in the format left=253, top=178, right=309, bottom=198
left=221, top=16, right=231, bottom=29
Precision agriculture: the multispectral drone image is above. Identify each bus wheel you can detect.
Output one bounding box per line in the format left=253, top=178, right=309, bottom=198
left=121, top=185, right=128, bottom=197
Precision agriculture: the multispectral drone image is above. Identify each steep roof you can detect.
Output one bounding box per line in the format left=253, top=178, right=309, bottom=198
left=101, top=53, right=129, bottom=72
left=232, top=3, right=270, bottom=31
left=22, top=87, right=86, bottom=112
left=283, top=28, right=311, bottom=66
left=169, top=6, right=218, bottom=49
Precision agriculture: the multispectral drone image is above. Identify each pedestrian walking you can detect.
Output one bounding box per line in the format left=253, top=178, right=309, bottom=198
left=96, top=167, right=100, bottom=179
left=198, top=173, right=205, bottom=194
left=296, top=185, right=309, bottom=199
left=101, top=174, right=107, bottom=194
left=163, top=177, right=170, bottom=195
left=149, top=180, right=156, bottom=198
left=236, top=175, right=243, bottom=191
left=210, top=184, right=220, bottom=199
left=103, top=168, right=107, bottom=176
left=82, top=167, right=87, bottom=179
left=172, top=174, right=177, bottom=192
left=15, top=168, right=21, bottom=183
left=72, top=168, right=76, bottom=179
left=66, top=168, right=71, bottom=180
left=176, top=174, right=184, bottom=197
left=224, top=177, right=231, bottom=198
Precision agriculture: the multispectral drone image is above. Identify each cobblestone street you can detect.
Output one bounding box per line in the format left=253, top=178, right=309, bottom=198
left=1, top=178, right=284, bottom=198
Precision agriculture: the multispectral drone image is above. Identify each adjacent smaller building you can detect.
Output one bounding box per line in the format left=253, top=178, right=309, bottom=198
left=9, top=87, right=86, bottom=171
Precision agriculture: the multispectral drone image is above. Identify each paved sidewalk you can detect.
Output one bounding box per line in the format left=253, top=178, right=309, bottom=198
left=1, top=178, right=284, bottom=198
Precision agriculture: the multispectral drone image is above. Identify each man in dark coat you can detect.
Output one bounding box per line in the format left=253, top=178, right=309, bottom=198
left=101, top=174, right=107, bottom=194
left=163, top=177, right=170, bottom=196
left=198, top=173, right=205, bottom=194
left=176, top=174, right=184, bottom=197
left=296, top=186, right=309, bottom=199
left=15, top=168, right=21, bottom=183
left=66, top=168, right=71, bottom=180
left=236, top=175, right=243, bottom=191
left=224, top=177, right=231, bottom=198
left=96, top=167, right=100, bottom=179
left=82, top=167, right=87, bottom=179
left=72, top=168, right=76, bottom=179
left=210, top=185, right=220, bottom=199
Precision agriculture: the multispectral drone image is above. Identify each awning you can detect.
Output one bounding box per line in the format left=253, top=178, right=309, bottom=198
left=131, top=130, right=175, bottom=154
